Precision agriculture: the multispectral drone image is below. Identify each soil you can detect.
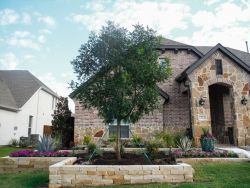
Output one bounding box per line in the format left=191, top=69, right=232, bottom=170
left=74, top=152, right=176, bottom=165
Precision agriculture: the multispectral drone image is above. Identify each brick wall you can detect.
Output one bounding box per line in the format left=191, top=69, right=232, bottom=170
left=73, top=50, right=199, bottom=143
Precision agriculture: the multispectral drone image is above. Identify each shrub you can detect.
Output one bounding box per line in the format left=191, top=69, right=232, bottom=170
left=9, top=139, right=18, bottom=147
left=37, top=135, right=55, bottom=152
left=87, top=142, right=97, bottom=154
left=54, top=133, right=63, bottom=150
left=83, top=135, right=92, bottom=145
left=177, top=136, right=192, bottom=152
left=172, top=149, right=238, bottom=158
left=155, top=131, right=174, bottom=147
left=19, top=139, right=29, bottom=148
left=131, top=135, right=143, bottom=147
left=145, top=140, right=161, bottom=159
left=10, top=150, right=70, bottom=157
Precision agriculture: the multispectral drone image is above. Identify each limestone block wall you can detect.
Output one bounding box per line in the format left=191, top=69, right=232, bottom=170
left=188, top=50, right=250, bottom=145
left=49, top=158, right=194, bottom=187
left=0, top=157, right=69, bottom=173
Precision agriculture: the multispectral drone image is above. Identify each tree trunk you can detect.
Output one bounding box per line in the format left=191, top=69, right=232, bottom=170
left=116, top=119, right=121, bottom=160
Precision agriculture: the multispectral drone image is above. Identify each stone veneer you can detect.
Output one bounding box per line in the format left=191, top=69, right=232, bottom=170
left=49, top=157, right=194, bottom=187
left=188, top=50, right=250, bottom=145
left=0, top=157, right=69, bottom=173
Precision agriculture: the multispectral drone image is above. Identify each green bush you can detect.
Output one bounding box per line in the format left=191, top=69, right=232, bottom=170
left=131, top=134, right=143, bottom=147
left=83, top=135, right=92, bottom=145
left=19, top=139, right=29, bottom=148
left=87, top=142, right=97, bottom=154
left=9, top=139, right=19, bottom=147
left=145, top=140, right=161, bottom=159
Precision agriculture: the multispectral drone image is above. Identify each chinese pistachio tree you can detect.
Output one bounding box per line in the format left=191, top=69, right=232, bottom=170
left=71, top=21, right=171, bottom=160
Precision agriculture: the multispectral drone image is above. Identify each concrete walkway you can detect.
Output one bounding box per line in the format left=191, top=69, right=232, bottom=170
left=217, top=146, right=250, bottom=159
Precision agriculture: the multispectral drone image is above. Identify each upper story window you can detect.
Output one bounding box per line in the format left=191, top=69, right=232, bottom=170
left=215, top=59, right=223, bottom=75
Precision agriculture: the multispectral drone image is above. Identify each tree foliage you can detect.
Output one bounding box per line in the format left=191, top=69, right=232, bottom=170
left=71, top=21, right=171, bottom=159
left=52, top=96, right=72, bottom=148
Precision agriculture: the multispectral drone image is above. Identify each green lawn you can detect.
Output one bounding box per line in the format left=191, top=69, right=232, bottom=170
left=0, top=146, right=28, bottom=157
left=0, top=163, right=250, bottom=188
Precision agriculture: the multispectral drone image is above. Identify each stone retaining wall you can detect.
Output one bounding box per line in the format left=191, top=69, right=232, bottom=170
left=49, top=158, right=194, bottom=187
left=0, top=157, right=69, bottom=173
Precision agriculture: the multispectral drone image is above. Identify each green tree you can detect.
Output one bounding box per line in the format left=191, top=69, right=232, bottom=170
left=71, top=21, right=171, bottom=160
left=52, top=96, right=72, bottom=148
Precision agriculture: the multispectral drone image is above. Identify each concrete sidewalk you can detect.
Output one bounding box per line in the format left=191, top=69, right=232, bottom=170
left=217, top=146, right=250, bottom=159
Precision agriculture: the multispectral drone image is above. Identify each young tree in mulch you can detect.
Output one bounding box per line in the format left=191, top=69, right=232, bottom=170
left=70, top=21, right=171, bottom=160
left=52, top=96, right=72, bottom=148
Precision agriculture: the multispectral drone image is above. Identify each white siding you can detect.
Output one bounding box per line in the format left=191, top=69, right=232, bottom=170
left=0, top=88, right=56, bottom=145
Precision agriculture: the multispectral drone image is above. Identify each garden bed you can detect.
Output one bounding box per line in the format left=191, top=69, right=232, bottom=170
left=49, top=157, right=194, bottom=187
left=75, top=151, right=176, bottom=165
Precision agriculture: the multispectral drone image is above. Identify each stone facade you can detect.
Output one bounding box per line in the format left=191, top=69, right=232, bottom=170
left=49, top=157, right=194, bottom=187
left=0, top=157, right=69, bottom=173
left=73, top=42, right=250, bottom=146
left=189, top=50, right=250, bottom=145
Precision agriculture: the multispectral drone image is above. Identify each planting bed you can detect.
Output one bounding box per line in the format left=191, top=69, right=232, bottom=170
left=49, top=157, right=194, bottom=187
left=75, top=152, right=176, bottom=165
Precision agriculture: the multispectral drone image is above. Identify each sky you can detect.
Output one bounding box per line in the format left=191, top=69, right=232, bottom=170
left=0, top=0, right=250, bottom=112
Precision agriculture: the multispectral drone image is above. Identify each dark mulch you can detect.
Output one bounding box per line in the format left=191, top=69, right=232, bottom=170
left=74, top=152, right=176, bottom=165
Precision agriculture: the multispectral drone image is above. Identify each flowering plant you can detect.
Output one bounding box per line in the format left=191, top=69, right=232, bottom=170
left=172, top=149, right=238, bottom=158
left=10, top=150, right=70, bottom=157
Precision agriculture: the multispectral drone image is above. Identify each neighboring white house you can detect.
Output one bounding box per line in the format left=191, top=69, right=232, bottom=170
left=0, top=70, right=58, bottom=145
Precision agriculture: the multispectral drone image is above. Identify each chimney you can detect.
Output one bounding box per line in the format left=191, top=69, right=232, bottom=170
left=246, top=41, right=249, bottom=53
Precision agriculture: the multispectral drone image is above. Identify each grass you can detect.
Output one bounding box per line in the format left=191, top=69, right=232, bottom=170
left=0, top=171, right=48, bottom=188
left=0, top=163, right=249, bottom=188
left=0, top=146, right=28, bottom=157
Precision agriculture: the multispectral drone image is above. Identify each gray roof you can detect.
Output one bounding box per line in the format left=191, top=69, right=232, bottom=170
left=160, top=38, right=188, bottom=46
left=0, top=70, right=58, bottom=111
left=196, top=46, right=250, bottom=67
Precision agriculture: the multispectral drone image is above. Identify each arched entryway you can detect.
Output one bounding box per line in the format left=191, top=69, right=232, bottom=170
left=208, top=83, right=235, bottom=144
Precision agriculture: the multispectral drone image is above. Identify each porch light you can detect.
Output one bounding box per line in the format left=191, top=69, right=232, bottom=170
left=241, top=96, right=248, bottom=105
left=199, top=97, right=206, bottom=106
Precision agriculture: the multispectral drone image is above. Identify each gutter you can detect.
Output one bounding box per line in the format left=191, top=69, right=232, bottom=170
left=0, top=104, right=20, bottom=112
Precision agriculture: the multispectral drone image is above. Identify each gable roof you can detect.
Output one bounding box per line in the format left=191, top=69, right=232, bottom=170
left=175, top=44, right=250, bottom=82
left=0, top=70, right=58, bottom=111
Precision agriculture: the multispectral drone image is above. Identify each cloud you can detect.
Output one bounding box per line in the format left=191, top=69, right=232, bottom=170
left=21, top=12, right=32, bottom=24
left=0, top=52, right=19, bottom=69
left=176, top=1, right=250, bottom=51
left=39, top=29, right=52, bottom=35
left=36, top=72, right=75, bottom=112
left=38, top=35, right=46, bottom=44
left=204, top=0, right=221, bottom=6
left=0, top=9, right=19, bottom=25
left=38, top=16, right=55, bottom=28
left=7, top=31, right=41, bottom=50
left=67, top=0, right=191, bottom=35
left=23, top=54, right=35, bottom=60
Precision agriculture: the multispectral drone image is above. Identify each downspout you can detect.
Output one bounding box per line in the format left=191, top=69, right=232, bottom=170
left=184, top=79, right=193, bottom=139
left=35, top=89, right=40, bottom=134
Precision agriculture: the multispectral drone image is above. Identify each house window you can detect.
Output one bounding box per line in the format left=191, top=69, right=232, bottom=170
left=28, top=116, right=33, bottom=136
left=215, top=59, right=223, bottom=75
left=109, top=119, right=130, bottom=138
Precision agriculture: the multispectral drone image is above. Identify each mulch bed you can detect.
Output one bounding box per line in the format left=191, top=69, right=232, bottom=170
left=74, top=152, right=176, bottom=165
